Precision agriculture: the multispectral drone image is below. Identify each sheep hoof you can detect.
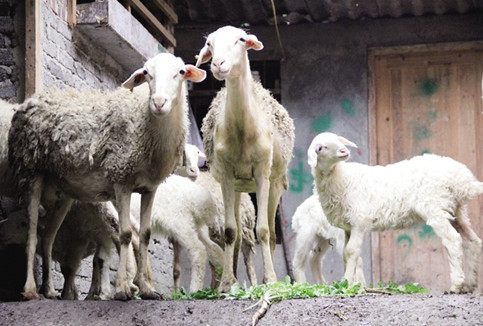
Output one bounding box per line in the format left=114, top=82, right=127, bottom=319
left=140, top=290, right=163, bottom=300
left=218, top=277, right=237, bottom=293
left=21, top=291, right=40, bottom=301
left=113, top=291, right=133, bottom=301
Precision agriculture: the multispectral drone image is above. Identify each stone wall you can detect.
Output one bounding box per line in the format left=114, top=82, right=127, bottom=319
left=0, top=0, right=23, bottom=102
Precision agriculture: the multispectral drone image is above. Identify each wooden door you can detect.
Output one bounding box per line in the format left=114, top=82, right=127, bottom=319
left=369, top=42, right=483, bottom=293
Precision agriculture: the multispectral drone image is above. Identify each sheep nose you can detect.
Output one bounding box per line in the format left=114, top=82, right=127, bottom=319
left=212, top=59, right=225, bottom=68
left=152, top=97, right=166, bottom=110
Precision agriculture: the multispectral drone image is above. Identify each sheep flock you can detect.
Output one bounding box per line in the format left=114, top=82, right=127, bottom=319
left=0, top=25, right=481, bottom=303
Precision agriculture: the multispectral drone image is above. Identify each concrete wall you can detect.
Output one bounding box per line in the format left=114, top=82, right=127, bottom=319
left=174, top=12, right=483, bottom=287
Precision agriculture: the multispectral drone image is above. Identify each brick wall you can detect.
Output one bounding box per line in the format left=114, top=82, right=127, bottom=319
left=42, top=0, right=125, bottom=90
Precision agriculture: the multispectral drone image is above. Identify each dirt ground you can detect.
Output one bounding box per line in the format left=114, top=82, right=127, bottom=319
left=0, top=293, right=482, bottom=326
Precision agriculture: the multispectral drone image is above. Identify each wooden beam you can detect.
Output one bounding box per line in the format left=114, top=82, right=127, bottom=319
left=153, top=0, right=178, bottom=24
left=67, top=0, right=77, bottom=27
left=25, top=0, right=41, bottom=98
left=128, top=0, right=176, bottom=47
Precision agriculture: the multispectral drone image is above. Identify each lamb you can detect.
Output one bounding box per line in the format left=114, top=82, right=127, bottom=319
left=291, top=194, right=345, bottom=284
left=130, top=174, right=224, bottom=293
left=8, top=52, right=206, bottom=300
left=174, top=143, right=206, bottom=181
left=0, top=200, right=138, bottom=300
left=307, top=132, right=483, bottom=293
left=196, top=170, right=258, bottom=287
left=196, top=25, right=295, bottom=291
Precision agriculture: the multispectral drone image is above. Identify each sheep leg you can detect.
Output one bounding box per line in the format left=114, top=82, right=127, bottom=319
left=171, top=239, right=182, bottom=292
left=309, top=238, right=331, bottom=285
left=292, top=228, right=316, bottom=283
left=198, top=225, right=224, bottom=272
left=343, top=229, right=366, bottom=287
left=198, top=225, right=225, bottom=288
left=268, top=180, right=284, bottom=258
left=94, top=239, right=113, bottom=300
left=40, top=197, right=74, bottom=299
left=22, top=175, right=43, bottom=300
left=427, top=215, right=465, bottom=293
left=242, top=240, right=258, bottom=286
left=86, top=248, right=102, bottom=300
left=136, top=190, right=160, bottom=299
left=218, top=177, right=238, bottom=292
left=113, top=187, right=136, bottom=300
left=255, top=171, right=277, bottom=284
left=179, top=230, right=208, bottom=293
left=60, top=241, right=87, bottom=300
left=453, top=206, right=482, bottom=293
left=233, top=192, right=241, bottom=277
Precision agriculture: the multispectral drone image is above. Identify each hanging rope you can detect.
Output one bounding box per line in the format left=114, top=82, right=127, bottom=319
left=270, top=0, right=286, bottom=61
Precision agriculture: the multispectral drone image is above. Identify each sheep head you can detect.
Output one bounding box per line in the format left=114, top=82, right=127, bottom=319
left=195, top=26, right=263, bottom=81
left=122, top=53, right=206, bottom=116
left=181, top=144, right=206, bottom=181
left=307, top=132, right=358, bottom=175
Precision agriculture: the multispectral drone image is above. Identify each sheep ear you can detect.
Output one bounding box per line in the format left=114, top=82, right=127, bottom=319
left=195, top=46, right=212, bottom=67
left=245, top=35, right=263, bottom=51
left=122, top=67, right=147, bottom=91
left=198, top=150, right=207, bottom=160
left=338, top=136, right=358, bottom=148
left=184, top=65, right=206, bottom=83
left=307, top=147, right=318, bottom=169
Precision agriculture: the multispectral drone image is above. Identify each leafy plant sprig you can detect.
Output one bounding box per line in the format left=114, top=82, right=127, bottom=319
left=170, top=276, right=428, bottom=301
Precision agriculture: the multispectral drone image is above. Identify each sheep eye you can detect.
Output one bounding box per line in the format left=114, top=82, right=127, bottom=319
left=179, top=70, right=185, bottom=75
left=143, top=69, right=148, bottom=75
left=206, top=42, right=211, bottom=47
left=240, top=37, right=246, bottom=42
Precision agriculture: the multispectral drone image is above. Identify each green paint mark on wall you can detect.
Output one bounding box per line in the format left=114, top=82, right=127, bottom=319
left=341, top=99, right=355, bottom=116
left=412, top=123, right=433, bottom=141
left=426, top=109, right=438, bottom=123
left=421, top=78, right=438, bottom=96
left=289, top=152, right=313, bottom=193
left=418, top=224, right=435, bottom=239
left=312, top=114, right=332, bottom=133
left=397, top=234, right=413, bottom=249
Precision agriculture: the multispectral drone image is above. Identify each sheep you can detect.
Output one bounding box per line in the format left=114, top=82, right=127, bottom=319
left=196, top=170, right=258, bottom=287
left=196, top=25, right=295, bottom=291
left=307, top=132, right=483, bottom=293
left=130, top=174, right=224, bottom=293
left=174, top=143, right=206, bottom=181
left=291, top=194, right=345, bottom=284
left=8, top=52, right=206, bottom=300
left=0, top=99, right=139, bottom=300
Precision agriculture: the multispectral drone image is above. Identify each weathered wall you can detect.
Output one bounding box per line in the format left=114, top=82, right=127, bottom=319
left=41, top=0, right=124, bottom=90
left=0, top=0, right=23, bottom=102
left=174, top=12, right=483, bottom=288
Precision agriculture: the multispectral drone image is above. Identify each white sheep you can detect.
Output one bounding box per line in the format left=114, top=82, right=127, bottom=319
left=196, top=25, right=295, bottom=291
left=307, top=132, right=483, bottom=293
left=196, top=170, right=258, bottom=287
left=8, top=53, right=206, bottom=300
left=174, top=143, right=206, bottom=181
left=130, top=174, right=224, bottom=293
left=291, top=194, right=345, bottom=284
